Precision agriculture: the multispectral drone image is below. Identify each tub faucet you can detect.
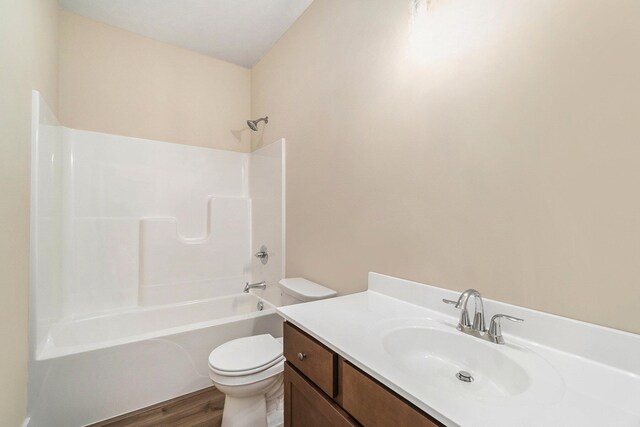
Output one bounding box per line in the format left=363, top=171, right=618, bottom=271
left=244, top=281, right=266, bottom=293
left=443, top=289, right=486, bottom=333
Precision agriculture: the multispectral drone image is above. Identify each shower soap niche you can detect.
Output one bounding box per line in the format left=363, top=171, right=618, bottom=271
left=139, top=197, right=251, bottom=306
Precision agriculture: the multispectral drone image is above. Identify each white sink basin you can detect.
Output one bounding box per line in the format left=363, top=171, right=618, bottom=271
left=381, top=324, right=565, bottom=405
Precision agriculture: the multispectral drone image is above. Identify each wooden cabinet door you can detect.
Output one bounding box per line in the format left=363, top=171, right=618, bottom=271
left=284, top=363, right=359, bottom=427
left=341, top=360, right=443, bottom=427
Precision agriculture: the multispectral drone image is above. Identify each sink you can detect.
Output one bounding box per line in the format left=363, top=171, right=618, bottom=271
left=381, top=325, right=564, bottom=404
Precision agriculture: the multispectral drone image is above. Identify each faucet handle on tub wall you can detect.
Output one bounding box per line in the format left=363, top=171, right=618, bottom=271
left=254, top=245, right=269, bottom=265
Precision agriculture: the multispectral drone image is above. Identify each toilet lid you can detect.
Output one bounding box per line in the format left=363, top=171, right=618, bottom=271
left=208, top=334, right=283, bottom=374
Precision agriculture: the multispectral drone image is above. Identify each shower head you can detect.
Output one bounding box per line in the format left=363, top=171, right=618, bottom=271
left=247, top=116, right=268, bottom=131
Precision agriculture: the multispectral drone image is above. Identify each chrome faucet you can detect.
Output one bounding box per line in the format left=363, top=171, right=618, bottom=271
left=243, top=281, right=266, bottom=293
left=443, top=289, right=486, bottom=333
left=443, top=289, right=523, bottom=344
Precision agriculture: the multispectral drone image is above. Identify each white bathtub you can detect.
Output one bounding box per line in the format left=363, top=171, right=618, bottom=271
left=28, top=293, right=283, bottom=427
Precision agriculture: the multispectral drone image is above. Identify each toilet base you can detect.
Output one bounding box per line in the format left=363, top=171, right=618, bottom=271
left=216, top=373, right=283, bottom=427
left=221, top=393, right=267, bottom=427
left=267, top=407, right=284, bottom=427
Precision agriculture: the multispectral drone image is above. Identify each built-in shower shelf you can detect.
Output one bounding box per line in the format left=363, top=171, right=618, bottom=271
left=139, top=196, right=251, bottom=306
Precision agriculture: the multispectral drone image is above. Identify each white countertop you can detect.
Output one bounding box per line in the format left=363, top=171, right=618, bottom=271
left=277, top=273, right=640, bottom=427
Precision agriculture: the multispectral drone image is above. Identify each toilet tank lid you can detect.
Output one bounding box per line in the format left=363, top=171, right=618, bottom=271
left=278, top=278, right=337, bottom=302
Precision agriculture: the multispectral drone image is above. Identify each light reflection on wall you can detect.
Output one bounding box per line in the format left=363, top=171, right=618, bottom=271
left=408, top=0, right=508, bottom=65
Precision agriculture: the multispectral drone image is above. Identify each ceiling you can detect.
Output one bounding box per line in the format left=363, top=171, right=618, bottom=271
left=59, top=0, right=314, bottom=68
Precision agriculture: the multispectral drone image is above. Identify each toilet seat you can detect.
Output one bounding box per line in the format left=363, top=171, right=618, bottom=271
left=208, top=334, right=284, bottom=385
left=209, top=354, right=285, bottom=377
left=209, top=359, right=285, bottom=387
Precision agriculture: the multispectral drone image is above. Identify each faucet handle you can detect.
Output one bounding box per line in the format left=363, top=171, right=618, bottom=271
left=254, top=245, right=269, bottom=265
left=442, top=298, right=471, bottom=329
left=492, top=314, right=524, bottom=323
left=488, top=314, right=524, bottom=344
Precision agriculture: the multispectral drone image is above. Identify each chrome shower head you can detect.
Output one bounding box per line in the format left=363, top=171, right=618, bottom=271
left=247, top=116, right=268, bottom=131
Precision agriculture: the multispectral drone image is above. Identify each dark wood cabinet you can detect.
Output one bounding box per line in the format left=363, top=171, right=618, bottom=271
left=284, top=363, right=358, bottom=427
left=342, top=360, right=441, bottom=427
left=283, top=322, right=445, bottom=427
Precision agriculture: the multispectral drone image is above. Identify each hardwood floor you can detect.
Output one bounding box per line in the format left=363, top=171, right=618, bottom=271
left=89, top=386, right=224, bottom=427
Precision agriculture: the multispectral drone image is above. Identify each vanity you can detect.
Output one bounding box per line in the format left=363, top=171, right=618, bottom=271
left=283, top=322, right=443, bottom=426
left=277, top=273, right=640, bottom=427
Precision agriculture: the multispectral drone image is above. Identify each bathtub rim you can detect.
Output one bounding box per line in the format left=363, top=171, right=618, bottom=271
left=37, top=292, right=277, bottom=361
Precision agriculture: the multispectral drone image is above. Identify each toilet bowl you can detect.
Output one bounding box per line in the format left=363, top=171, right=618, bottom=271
left=208, top=278, right=336, bottom=427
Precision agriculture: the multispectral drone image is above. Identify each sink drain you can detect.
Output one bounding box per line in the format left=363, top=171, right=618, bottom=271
left=456, top=371, right=474, bottom=383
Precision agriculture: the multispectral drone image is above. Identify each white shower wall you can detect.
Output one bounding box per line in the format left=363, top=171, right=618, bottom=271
left=251, top=141, right=286, bottom=291
left=62, top=128, right=252, bottom=316
left=30, top=92, right=64, bottom=346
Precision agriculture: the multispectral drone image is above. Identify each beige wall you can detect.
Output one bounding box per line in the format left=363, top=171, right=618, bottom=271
left=0, top=0, right=58, bottom=424
left=59, top=11, right=252, bottom=152
left=252, top=0, right=640, bottom=334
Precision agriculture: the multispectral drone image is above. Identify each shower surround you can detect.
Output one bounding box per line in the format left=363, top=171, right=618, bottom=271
left=28, top=91, right=285, bottom=426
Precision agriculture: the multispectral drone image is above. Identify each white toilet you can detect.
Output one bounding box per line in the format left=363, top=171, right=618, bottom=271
left=208, top=278, right=337, bottom=427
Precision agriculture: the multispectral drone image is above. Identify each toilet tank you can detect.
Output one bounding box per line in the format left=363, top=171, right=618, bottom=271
left=278, top=278, right=337, bottom=306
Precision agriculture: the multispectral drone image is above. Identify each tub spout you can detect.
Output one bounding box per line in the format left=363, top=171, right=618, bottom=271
left=243, top=281, right=266, bottom=293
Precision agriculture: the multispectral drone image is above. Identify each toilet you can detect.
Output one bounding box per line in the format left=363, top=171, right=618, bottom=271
left=208, top=278, right=337, bottom=427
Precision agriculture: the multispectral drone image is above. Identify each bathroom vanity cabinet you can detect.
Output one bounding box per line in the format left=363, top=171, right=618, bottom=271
left=283, top=322, right=444, bottom=427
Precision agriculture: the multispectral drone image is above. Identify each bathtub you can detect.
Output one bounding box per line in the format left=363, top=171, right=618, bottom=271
left=27, top=292, right=283, bottom=427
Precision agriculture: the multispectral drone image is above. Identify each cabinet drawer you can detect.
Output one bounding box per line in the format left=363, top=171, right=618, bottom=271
left=284, top=363, right=358, bottom=427
left=284, top=322, right=337, bottom=397
left=341, top=360, right=443, bottom=427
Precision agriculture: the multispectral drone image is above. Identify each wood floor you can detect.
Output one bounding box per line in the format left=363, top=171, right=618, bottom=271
left=89, top=386, right=224, bottom=427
